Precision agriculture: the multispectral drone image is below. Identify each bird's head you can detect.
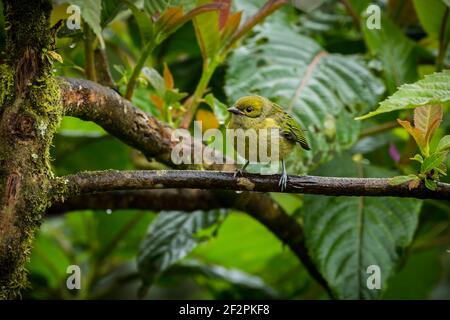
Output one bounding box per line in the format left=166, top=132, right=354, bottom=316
left=227, top=95, right=268, bottom=119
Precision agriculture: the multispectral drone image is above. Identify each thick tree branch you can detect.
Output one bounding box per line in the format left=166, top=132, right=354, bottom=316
left=59, top=77, right=232, bottom=170
left=56, top=170, right=450, bottom=200
left=48, top=189, right=223, bottom=214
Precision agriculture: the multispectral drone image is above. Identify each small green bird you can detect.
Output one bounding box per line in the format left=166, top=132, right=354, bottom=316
left=227, top=95, right=310, bottom=191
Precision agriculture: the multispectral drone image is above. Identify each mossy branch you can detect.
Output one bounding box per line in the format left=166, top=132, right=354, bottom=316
left=56, top=170, right=450, bottom=200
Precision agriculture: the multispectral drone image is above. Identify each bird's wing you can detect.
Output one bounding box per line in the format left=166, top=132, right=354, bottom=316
left=271, top=103, right=310, bottom=150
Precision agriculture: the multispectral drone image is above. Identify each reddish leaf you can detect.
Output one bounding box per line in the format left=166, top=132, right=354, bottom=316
left=193, top=1, right=222, bottom=60
left=397, top=105, right=443, bottom=157
left=155, top=7, right=184, bottom=37
left=163, top=63, right=174, bottom=90
left=414, top=104, right=443, bottom=149
left=151, top=94, right=165, bottom=112
left=218, top=0, right=232, bottom=29
left=397, top=119, right=426, bottom=153
left=225, top=0, right=288, bottom=51
left=221, top=11, right=242, bottom=43
left=155, top=3, right=224, bottom=43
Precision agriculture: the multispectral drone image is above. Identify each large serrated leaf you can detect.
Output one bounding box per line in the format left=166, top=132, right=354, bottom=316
left=362, top=13, right=419, bottom=94
left=303, top=155, right=422, bottom=299
left=357, top=70, right=450, bottom=119
left=225, top=23, right=384, bottom=170
left=69, top=0, right=105, bottom=48
left=137, top=210, right=226, bottom=286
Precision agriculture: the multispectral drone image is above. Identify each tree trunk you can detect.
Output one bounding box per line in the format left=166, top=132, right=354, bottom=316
left=0, top=0, right=61, bottom=299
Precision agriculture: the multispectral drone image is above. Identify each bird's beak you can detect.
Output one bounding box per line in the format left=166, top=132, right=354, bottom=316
left=227, top=106, right=243, bottom=115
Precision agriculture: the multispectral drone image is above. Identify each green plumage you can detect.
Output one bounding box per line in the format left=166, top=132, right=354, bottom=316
left=226, top=95, right=310, bottom=190
left=227, top=95, right=310, bottom=162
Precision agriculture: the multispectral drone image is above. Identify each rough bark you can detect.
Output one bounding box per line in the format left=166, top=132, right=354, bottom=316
left=0, top=0, right=61, bottom=299
left=57, top=170, right=450, bottom=200
left=59, top=77, right=234, bottom=171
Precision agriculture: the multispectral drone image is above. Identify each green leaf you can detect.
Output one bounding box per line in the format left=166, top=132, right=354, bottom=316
left=357, top=70, right=450, bottom=120
left=69, top=0, right=105, bottom=48
left=347, top=0, right=371, bottom=15
left=137, top=210, right=226, bottom=287
left=204, top=93, right=229, bottom=125
left=144, top=0, right=168, bottom=16
left=436, top=135, right=450, bottom=153
left=174, top=259, right=279, bottom=298
left=28, top=224, right=72, bottom=291
left=95, top=210, right=154, bottom=261
left=362, top=13, right=418, bottom=94
left=142, top=67, right=166, bottom=95
left=413, top=0, right=450, bottom=42
left=424, top=178, right=437, bottom=191
left=389, top=175, right=418, bottom=186
left=410, top=154, right=424, bottom=163
left=101, top=0, right=127, bottom=28
left=225, top=23, right=383, bottom=170
left=124, top=0, right=154, bottom=42
left=421, top=151, right=447, bottom=173
left=303, top=154, right=422, bottom=299
left=383, top=249, right=441, bottom=299
left=193, top=0, right=221, bottom=60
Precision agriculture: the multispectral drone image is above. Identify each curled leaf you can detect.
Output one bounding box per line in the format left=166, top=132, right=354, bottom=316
left=410, top=154, right=424, bottom=163
left=397, top=119, right=426, bottom=154
left=424, top=178, right=437, bottom=191
left=389, top=175, right=418, bottom=186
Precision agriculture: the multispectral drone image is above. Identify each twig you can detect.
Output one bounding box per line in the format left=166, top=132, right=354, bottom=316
left=339, top=0, right=361, bottom=30
left=94, top=48, right=117, bottom=90
left=437, top=7, right=450, bottom=71
left=84, top=25, right=97, bottom=81
left=359, top=121, right=399, bottom=138
left=54, top=170, right=450, bottom=200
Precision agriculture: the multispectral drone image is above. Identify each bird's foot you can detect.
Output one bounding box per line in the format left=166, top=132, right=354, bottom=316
left=278, top=171, right=288, bottom=191
left=233, top=168, right=245, bottom=178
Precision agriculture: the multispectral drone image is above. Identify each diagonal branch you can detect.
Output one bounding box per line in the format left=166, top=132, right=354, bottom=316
left=59, top=77, right=232, bottom=170
left=55, top=170, right=450, bottom=200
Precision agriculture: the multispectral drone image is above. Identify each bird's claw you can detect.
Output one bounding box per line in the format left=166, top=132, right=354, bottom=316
left=278, top=172, right=288, bottom=191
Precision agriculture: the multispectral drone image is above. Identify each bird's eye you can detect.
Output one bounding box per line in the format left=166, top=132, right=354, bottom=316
left=246, top=107, right=253, bottom=113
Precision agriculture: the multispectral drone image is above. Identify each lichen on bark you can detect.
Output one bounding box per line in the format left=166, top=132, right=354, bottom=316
left=0, top=0, right=62, bottom=299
